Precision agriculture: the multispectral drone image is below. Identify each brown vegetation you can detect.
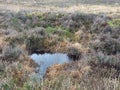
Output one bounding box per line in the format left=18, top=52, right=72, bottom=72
left=0, top=6, right=120, bottom=89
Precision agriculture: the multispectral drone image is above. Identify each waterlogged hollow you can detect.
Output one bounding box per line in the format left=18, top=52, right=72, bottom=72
left=30, top=53, right=70, bottom=78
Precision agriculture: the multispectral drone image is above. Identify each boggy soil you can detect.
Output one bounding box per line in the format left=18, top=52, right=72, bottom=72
left=0, top=10, right=120, bottom=89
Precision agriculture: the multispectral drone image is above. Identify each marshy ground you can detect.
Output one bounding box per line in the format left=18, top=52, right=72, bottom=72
left=0, top=0, right=120, bottom=90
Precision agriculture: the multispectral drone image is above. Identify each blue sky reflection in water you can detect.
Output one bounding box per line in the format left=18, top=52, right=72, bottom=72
left=30, top=53, right=70, bottom=78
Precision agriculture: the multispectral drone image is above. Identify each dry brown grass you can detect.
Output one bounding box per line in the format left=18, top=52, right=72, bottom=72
left=0, top=3, right=120, bottom=16
left=45, top=61, right=91, bottom=81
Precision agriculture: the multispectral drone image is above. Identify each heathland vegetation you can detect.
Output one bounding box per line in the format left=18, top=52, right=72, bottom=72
left=0, top=0, right=120, bottom=90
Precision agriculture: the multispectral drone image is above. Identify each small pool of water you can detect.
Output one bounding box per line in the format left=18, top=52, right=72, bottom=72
left=30, top=53, right=70, bottom=78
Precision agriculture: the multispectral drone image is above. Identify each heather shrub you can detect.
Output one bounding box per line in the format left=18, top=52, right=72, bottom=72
left=61, top=13, right=95, bottom=33
left=91, top=34, right=120, bottom=55
left=103, top=27, right=120, bottom=39
left=2, top=45, right=23, bottom=60
left=26, top=35, right=46, bottom=51
left=91, top=15, right=111, bottom=33
left=97, top=52, right=120, bottom=69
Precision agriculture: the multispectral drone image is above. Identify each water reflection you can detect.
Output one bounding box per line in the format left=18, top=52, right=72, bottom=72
left=30, top=53, right=70, bottom=78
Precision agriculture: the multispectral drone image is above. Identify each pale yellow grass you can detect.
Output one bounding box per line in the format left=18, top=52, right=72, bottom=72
left=0, top=3, right=120, bottom=15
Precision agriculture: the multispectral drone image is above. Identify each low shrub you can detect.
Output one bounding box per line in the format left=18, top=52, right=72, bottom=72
left=2, top=45, right=23, bottom=60
left=91, top=34, right=120, bottom=55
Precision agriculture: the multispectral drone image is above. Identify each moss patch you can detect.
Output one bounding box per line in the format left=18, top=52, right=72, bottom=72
left=108, top=19, right=120, bottom=28
left=45, top=26, right=73, bottom=38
